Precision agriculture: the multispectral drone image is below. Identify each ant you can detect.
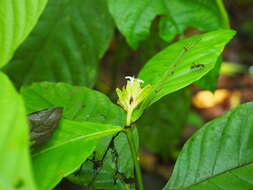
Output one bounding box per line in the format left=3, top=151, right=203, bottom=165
left=190, top=62, right=205, bottom=70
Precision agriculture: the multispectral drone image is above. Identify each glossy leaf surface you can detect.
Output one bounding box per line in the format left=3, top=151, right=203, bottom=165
left=164, top=102, right=253, bottom=190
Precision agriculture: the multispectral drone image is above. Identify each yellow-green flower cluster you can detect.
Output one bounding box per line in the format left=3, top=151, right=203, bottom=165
left=116, top=76, right=151, bottom=126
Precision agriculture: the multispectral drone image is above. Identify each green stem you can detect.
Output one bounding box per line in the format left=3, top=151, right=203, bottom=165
left=216, top=0, right=230, bottom=29
left=126, top=109, right=133, bottom=126
left=125, top=128, right=144, bottom=190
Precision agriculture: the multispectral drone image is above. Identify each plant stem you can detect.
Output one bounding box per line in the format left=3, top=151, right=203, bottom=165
left=216, top=0, right=230, bottom=29
left=125, top=128, right=144, bottom=190
left=126, top=109, right=133, bottom=126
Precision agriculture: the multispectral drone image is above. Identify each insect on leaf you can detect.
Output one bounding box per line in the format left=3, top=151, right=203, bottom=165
left=132, top=30, right=236, bottom=122
left=28, top=107, right=64, bottom=148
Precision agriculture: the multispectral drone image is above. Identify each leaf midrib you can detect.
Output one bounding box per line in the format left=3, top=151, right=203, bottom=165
left=32, top=127, right=122, bottom=157
left=176, top=160, right=253, bottom=190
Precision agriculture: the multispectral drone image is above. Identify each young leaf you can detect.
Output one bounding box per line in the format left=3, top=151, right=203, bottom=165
left=21, top=82, right=136, bottom=190
left=133, top=30, right=235, bottom=121
left=32, top=119, right=122, bottom=190
left=163, top=102, right=253, bottom=190
left=0, top=72, right=37, bottom=190
left=28, top=107, right=64, bottom=148
left=0, top=0, right=48, bottom=67
left=3, top=0, right=114, bottom=88
left=108, top=0, right=226, bottom=48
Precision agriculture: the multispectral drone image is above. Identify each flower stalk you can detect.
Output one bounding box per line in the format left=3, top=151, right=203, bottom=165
left=116, top=76, right=151, bottom=190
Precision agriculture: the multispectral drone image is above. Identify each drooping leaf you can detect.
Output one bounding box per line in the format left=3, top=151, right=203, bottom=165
left=108, top=0, right=226, bottom=48
left=137, top=89, right=191, bottom=160
left=0, top=72, right=37, bottom=190
left=3, top=0, right=114, bottom=88
left=0, top=0, right=48, bottom=67
left=21, top=82, right=136, bottom=190
left=133, top=30, right=235, bottom=121
left=28, top=107, right=64, bottom=148
left=32, top=119, right=122, bottom=190
left=163, top=102, right=253, bottom=190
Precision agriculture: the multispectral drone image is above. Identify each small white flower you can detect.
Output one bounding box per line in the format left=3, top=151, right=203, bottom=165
left=125, top=76, right=144, bottom=84
left=125, top=76, right=135, bottom=83
left=117, top=76, right=152, bottom=126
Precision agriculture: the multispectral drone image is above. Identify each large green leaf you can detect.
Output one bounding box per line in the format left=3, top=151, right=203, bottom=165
left=21, top=82, right=135, bottom=190
left=108, top=0, right=226, bottom=48
left=138, top=89, right=191, bottom=160
left=133, top=30, right=235, bottom=121
left=3, top=0, right=114, bottom=88
left=0, top=0, right=48, bottom=67
left=32, top=119, right=122, bottom=190
left=163, top=102, right=253, bottom=190
left=0, top=72, right=37, bottom=190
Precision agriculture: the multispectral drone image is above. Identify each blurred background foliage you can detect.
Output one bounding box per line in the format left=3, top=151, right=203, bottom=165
left=2, top=0, right=253, bottom=189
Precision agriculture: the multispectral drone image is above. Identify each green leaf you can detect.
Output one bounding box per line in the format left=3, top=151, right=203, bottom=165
left=0, top=0, right=48, bottom=67
left=163, top=102, right=253, bottom=190
left=28, top=107, right=64, bottom=148
left=21, top=82, right=135, bottom=190
left=108, top=0, right=225, bottom=48
left=108, top=0, right=164, bottom=48
left=0, top=72, right=37, bottom=190
left=138, top=89, right=191, bottom=160
left=32, top=119, right=122, bottom=190
left=3, top=0, right=114, bottom=88
left=158, top=0, right=227, bottom=42
left=134, top=30, right=235, bottom=121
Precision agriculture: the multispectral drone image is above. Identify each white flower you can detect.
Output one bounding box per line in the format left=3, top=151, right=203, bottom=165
left=125, top=76, right=144, bottom=84
left=117, top=76, right=151, bottom=126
